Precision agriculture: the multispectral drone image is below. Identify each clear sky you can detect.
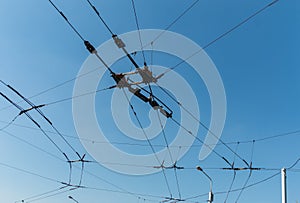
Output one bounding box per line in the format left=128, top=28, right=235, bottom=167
left=0, top=0, right=299, bottom=203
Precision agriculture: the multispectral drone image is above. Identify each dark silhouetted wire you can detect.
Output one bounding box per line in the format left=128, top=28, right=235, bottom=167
left=154, top=81, right=249, bottom=166
left=161, top=0, right=280, bottom=75
left=0, top=114, right=19, bottom=131
left=224, top=143, right=240, bottom=203
left=45, top=85, right=115, bottom=107
left=16, top=186, right=69, bottom=203
left=170, top=117, right=232, bottom=167
left=288, top=157, right=300, bottom=169
left=47, top=0, right=115, bottom=75
left=130, top=0, right=146, bottom=63
left=2, top=130, right=150, bottom=202
left=234, top=141, right=255, bottom=202
left=0, top=91, right=75, bottom=185
left=1, top=80, right=78, bottom=154
left=3, top=117, right=299, bottom=149
left=86, top=0, right=114, bottom=35
left=26, top=187, right=80, bottom=203
left=156, top=110, right=182, bottom=199
left=84, top=0, right=142, bottom=72
left=48, top=0, right=84, bottom=41
left=151, top=0, right=200, bottom=44
left=185, top=171, right=280, bottom=200
left=122, top=88, right=173, bottom=198
left=0, top=66, right=105, bottom=113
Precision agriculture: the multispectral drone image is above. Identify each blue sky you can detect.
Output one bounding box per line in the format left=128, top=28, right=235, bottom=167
left=0, top=0, right=299, bottom=202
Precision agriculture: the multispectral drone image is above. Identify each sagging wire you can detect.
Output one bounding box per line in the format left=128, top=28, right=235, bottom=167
left=68, top=154, right=93, bottom=186
left=2, top=161, right=82, bottom=203
left=0, top=138, right=161, bottom=202
left=0, top=100, right=68, bottom=187
left=12, top=132, right=152, bottom=203
left=0, top=80, right=90, bottom=186
left=1, top=131, right=156, bottom=203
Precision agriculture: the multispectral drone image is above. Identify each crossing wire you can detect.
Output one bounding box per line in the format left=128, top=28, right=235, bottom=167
left=26, top=187, right=80, bottom=203
left=160, top=0, right=280, bottom=75
left=1, top=129, right=150, bottom=202
left=0, top=65, right=106, bottom=113
left=154, top=81, right=249, bottom=167
left=224, top=142, right=240, bottom=203
left=15, top=186, right=69, bottom=203
left=0, top=91, right=75, bottom=184
left=121, top=88, right=173, bottom=198
left=0, top=80, right=79, bottom=157
left=0, top=0, right=200, bottom=114
left=170, top=117, right=232, bottom=167
left=0, top=114, right=19, bottom=131
left=130, top=0, right=146, bottom=64
left=151, top=0, right=200, bottom=43
left=2, top=117, right=299, bottom=150
left=127, top=79, right=238, bottom=167
left=0, top=80, right=92, bottom=185
left=156, top=110, right=182, bottom=199
left=185, top=171, right=281, bottom=201
left=1, top=0, right=286, bottom=201
left=0, top=131, right=165, bottom=202
left=234, top=140, right=256, bottom=202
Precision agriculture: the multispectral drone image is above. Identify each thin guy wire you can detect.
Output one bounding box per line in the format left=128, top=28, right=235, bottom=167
left=151, top=0, right=200, bottom=44
left=16, top=186, right=68, bottom=203
left=234, top=140, right=255, bottom=202
left=2, top=118, right=299, bottom=149
left=0, top=114, right=19, bottom=131
left=154, top=81, right=249, bottom=166
left=156, top=110, right=182, bottom=199
left=122, top=88, right=173, bottom=198
left=185, top=171, right=280, bottom=200
left=160, top=0, right=280, bottom=76
left=130, top=0, right=146, bottom=64
left=170, top=117, right=232, bottom=167
left=224, top=142, right=240, bottom=203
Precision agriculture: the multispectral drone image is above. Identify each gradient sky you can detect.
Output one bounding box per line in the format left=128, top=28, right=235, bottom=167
left=0, top=0, right=299, bottom=203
